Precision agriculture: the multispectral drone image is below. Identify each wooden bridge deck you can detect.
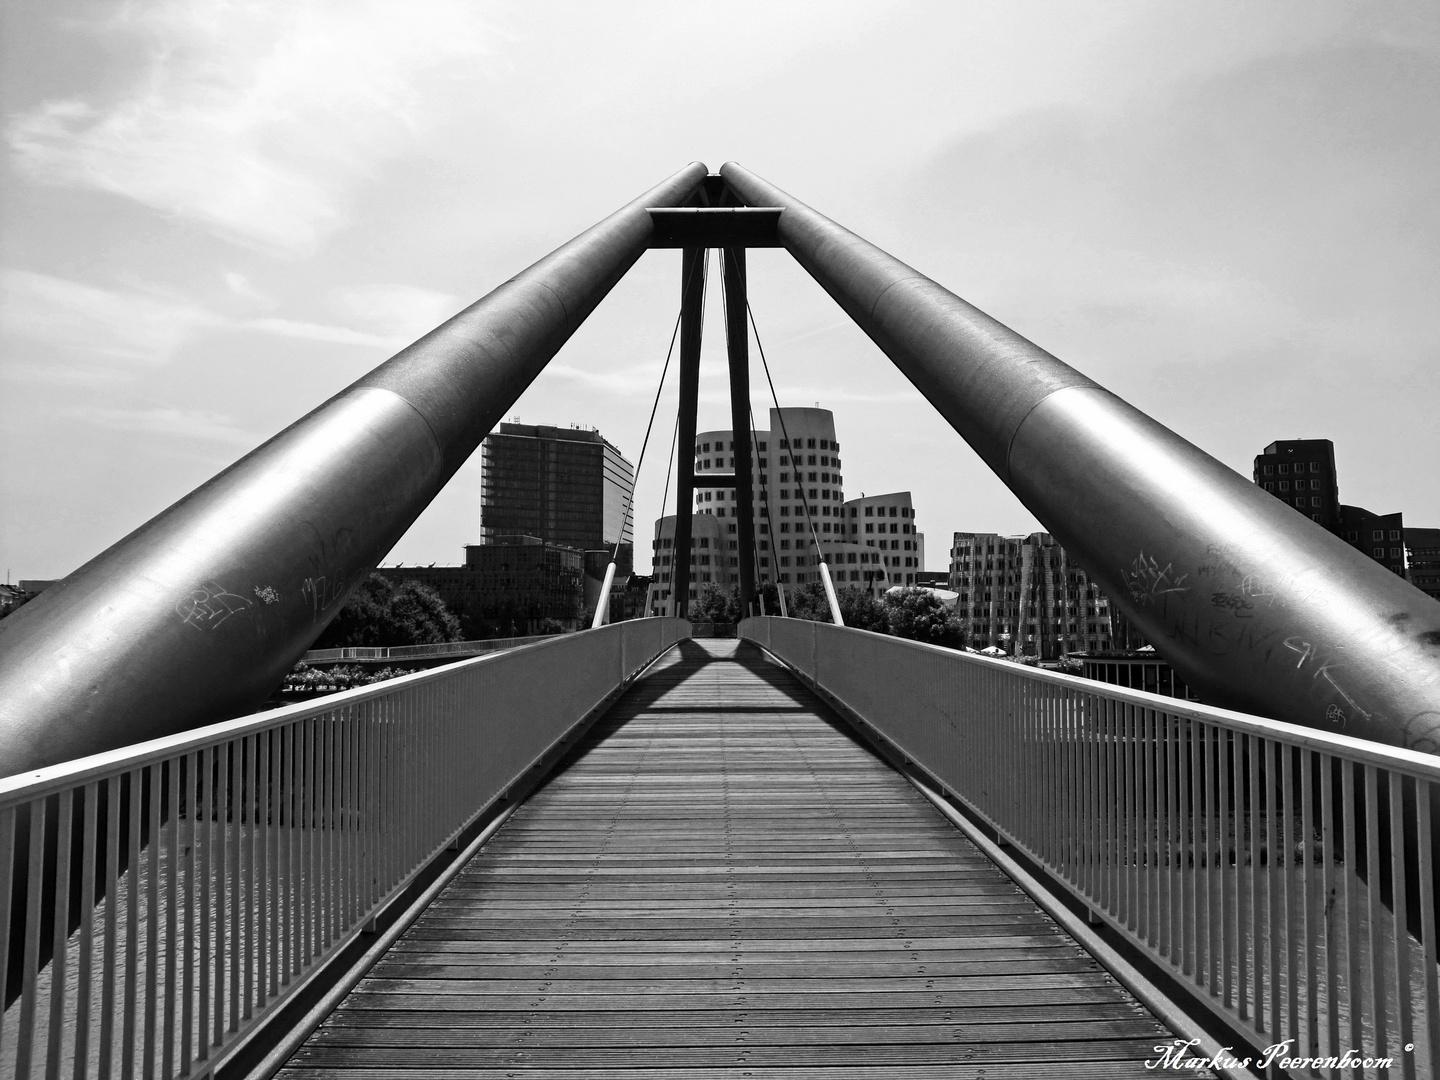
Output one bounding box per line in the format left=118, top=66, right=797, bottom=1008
left=278, top=638, right=1212, bottom=1078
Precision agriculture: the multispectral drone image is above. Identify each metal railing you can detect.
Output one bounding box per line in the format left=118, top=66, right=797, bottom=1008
left=300, top=634, right=548, bottom=664
left=742, top=617, right=1439, bottom=1079
left=0, top=618, right=687, bottom=1080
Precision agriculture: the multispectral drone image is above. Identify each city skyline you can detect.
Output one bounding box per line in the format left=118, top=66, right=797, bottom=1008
left=3, top=4, right=1437, bottom=582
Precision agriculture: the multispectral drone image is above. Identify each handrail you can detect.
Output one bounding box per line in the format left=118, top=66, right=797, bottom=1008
left=742, top=617, right=1439, bottom=1079
left=0, top=618, right=688, bottom=1079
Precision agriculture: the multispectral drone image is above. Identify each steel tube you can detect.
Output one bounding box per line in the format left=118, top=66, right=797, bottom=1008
left=720, top=162, right=1440, bottom=755
left=0, top=163, right=708, bottom=776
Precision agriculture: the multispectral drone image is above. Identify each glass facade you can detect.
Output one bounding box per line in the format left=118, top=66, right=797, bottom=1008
left=481, top=423, right=635, bottom=550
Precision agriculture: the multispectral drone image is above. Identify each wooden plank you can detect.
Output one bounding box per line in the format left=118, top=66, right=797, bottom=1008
left=277, top=639, right=1212, bottom=1077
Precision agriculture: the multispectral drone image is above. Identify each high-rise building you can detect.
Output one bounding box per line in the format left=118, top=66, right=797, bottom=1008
left=648, top=407, right=919, bottom=613
left=948, top=532, right=1115, bottom=659
left=1406, top=528, right=1440, bottom=602
left=1252, top=439, right=1341, bottom=528
left=841, top=492, right=926, bottom=587
left=1252, top=438, right=1406, bottom=576
left=480, top=423, right=635, bottom=551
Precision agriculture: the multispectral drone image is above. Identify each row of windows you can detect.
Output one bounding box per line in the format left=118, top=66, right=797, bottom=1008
left=1264, top=479, right=1325, bottom=492
left=695, top=439, right=769, bottom=453
left=1259, top=462, right=1323, bottom=475
left=697, top=457, right=769, bottom=470
left=776, top=471, right=842, bottom=485
left=777, top=454, right=839, bottom=468
left=777, top=437, right=839, bottom=451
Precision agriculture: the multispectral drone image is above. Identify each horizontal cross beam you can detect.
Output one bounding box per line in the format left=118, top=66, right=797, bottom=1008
left=647, top=207, right=784, bottom=248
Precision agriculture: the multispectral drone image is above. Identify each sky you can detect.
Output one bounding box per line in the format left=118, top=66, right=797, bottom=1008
left=1, top=1, right=1436, bottom=582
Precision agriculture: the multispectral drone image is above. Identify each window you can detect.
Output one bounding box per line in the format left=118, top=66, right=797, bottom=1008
left=703, top=442, right=710, bottom=452
left=809, top=489, right=818, bottom=499
left=1391, top=547, right=1403, bottom=558
left=865, top=524, right=873, bottom=533
left=890, top=523, right=898, bottom=534
left=1263, top=465, right=1274, bottom=475
left=759, top=441, right=767, bottom=451
left=1309, top=462, right=1320, bottom=472
left=1311, top=497, right=1321, bottom=507
left=780, top=556, right=790, bottom=567
left=1279, top=463, right=1290, bottom=474
left=1374, top=548, right=1384, bottom=558
left=890, top=507, right=898, bottom=517
left=1390, top=530, right=1401, bottom=541
left=780, top=506, right=789, bottom=516
left=1373, top=531, right=1384, bottom=540
left=1264, top=482, right=1274, bottom=492
left=779, top=439, right=788, bottom=448
left=808, top=472, right=817, bottom=482
left=807, top=455, right=817, bottom=466
left=1279, top=481, right=1289, bottom=491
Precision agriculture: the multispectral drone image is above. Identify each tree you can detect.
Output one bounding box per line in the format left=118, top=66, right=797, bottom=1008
left=688, top=582, right=739, bottom=623
left=836, top=586, right=888, bottom=632
left=882, top=587, right=965, bottom=649
left=784, top=581, right=833, bottom=622
left=313, top=574, right=462, bottom=648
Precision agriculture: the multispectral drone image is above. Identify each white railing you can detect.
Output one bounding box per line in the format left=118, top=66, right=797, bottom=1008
left=742, top=617, right=1439, bottom=1080
left=0, top=618, right=688, bottom=1080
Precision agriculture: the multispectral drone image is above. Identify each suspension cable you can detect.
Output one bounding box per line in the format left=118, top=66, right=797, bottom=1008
left=596, top=250, right=704, bottom=626
left=744, top=292, right=826, bottom=565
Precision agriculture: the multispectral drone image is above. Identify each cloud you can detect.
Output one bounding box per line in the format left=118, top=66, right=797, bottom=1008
left=1, top=268, right=437, bottom=374
left=326, top=284, right=462, bottom=343
left=0, top=268, right=219, bottom=363
left=240, top=317, right=393, bottom=349
left=6, top=0, right=494, bottom=257
left=63, top=404, right=260, bottom=448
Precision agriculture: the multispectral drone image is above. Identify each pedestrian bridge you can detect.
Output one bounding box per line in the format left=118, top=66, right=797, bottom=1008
left=2, top=620, right=1435, bottom=1079
left=3, top=161, right=1439, bottom=1079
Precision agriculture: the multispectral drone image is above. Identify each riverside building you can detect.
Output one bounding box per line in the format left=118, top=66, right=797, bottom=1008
left=647, top=407, right=918, bottom=614
left=948, top=532, right=1115, bottom=659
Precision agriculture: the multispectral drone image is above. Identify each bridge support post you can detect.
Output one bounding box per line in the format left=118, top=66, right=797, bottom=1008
left=723, top=247, right=758, bottom=617
left=670, top=247, right=705, bottom=618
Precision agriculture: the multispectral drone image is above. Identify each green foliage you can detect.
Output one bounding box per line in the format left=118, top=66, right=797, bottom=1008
left=282, top=662, right=408, bottom=692
left=688, top=582, right=740, bottom=623
left=836, top=586, right=888, bottom=632
left=783, top=582, right=833, bottom=622
left=775, top=583, right=887, bottom=632
left=882, top=587, right=966, bottom=648
left=313, top=574, right=462, bottom=648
